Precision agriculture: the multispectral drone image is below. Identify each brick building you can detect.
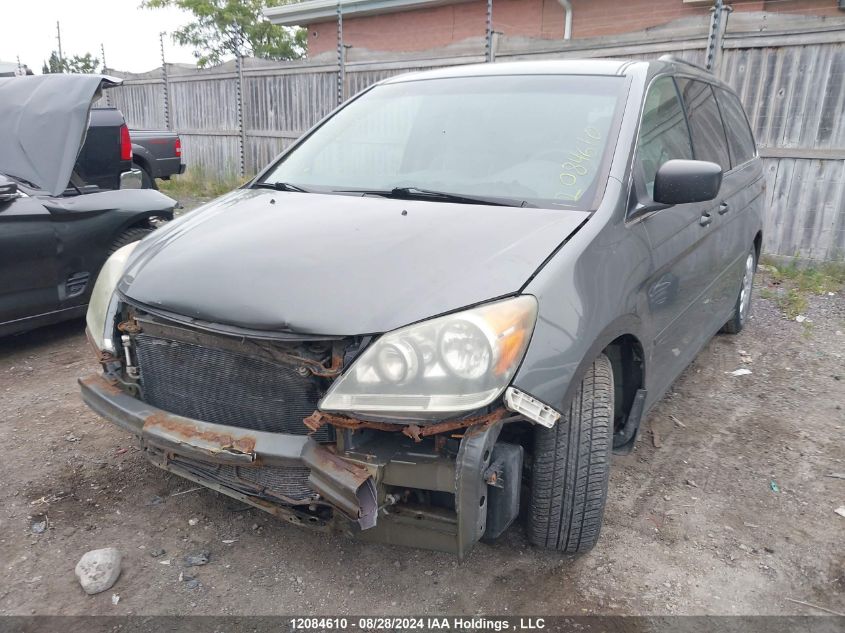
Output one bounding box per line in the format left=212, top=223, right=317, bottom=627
left=266, top=0, right=845, bottom=57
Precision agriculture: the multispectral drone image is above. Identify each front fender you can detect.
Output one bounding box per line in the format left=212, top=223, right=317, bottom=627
left=43, top=189, right=176, bottom=217
left=512, top=180, right=651, bottom=412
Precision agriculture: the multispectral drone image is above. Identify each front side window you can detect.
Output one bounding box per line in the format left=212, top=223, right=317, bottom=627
left=677, top=78, right=731, bottom=171
left=260, top=75, right=626, bottom=210
left=715, top=88, right=756, bottom=167
left=635, top=76, right=693, bottom=198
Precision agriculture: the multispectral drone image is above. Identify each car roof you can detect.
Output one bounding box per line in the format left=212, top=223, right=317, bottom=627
left=380, top=57, right=734, bottom=92
left=381, top=60, right=638, bottom=84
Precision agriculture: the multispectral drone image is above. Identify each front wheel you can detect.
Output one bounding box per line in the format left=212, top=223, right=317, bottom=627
left=721, top=246, right=756, bottom=334
left=108, top=227, right=153, bottom=256
left=528, top=353, right=613, bottom=553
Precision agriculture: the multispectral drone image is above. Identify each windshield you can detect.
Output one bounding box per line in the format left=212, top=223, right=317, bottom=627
left=259, top=74, right=626, bottom=209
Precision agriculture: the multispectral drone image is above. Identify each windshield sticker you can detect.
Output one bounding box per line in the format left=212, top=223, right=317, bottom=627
left=555, top=126, right=602, bottom=202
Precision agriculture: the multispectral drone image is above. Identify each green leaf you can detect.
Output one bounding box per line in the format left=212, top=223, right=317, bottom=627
left=141, top=0, right=306, bottom=67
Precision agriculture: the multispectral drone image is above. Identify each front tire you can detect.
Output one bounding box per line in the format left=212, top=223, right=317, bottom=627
left=528, top=353, right=613, bottom=553
left=721, top=246, right=756, bottom=334
left=108, top=227, right=153, bottom=256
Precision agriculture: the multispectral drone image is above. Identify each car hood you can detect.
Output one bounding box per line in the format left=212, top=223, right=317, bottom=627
left=0, top=74, right=121, bottom=196
left=120, top=188, right=590, bottom=336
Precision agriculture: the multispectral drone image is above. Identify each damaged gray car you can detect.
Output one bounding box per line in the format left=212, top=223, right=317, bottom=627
left=80, top=58, right=763, bottom=557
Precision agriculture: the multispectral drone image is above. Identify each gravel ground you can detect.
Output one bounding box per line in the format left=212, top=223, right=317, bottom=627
left=0, top=271, right=842, bottom=616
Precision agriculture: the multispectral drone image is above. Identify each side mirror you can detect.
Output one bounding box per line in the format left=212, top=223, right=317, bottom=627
left=653, top=159, right=722, bottom=205
left=0, top=175, right=19, bottom=203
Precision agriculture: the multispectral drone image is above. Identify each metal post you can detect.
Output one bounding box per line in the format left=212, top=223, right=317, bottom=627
left=159, top=32, right=171, bottom=131
left=56, top=21, right=63, bottom=64
left=705, top=0, right=729, bottom=73
left=337, top=0, right=345, bottom=106
left=16, top=56, right=22, bottom=75
left=485, top=0, right=493, bottom=62
left=101, top=43, right=111, bottom=106
left=236, top=52, right=246, bottom=178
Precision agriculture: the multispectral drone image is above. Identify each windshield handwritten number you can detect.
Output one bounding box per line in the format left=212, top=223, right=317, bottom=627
left=556, top=127, right=602, bottom=202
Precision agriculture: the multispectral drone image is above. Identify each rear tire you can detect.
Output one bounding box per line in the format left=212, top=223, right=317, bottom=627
left=108, top=227, right=153, bottom=256
left=528, top=353, right=613, bottom=553
left=133, top=162, right=157, bottom=190
left=721, top=246, right=756, bottom=334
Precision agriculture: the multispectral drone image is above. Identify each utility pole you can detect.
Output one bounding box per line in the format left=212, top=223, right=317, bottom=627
left=56, top=21, right=63, bottom=63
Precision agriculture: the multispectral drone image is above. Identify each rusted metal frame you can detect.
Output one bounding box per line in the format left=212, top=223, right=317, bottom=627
left=131, top=312, right=345, bottom=378
left=304, top=408, right=509, bottom=442
left=85, top=327, right=118, bottom=365
left=304, top=410, right=403, bottom=434
left=144, top=412, right=257, bottom=461
left=79, top=373, right=123, bottom=396
left=117, top=318, right=141, bottom=334
left=301, top=441, right=378, bottom=529
left=79, top=374, right=309, bottom=466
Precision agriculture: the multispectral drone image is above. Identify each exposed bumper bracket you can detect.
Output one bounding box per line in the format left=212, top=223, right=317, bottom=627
left=301, top=441, right=378, bottom=529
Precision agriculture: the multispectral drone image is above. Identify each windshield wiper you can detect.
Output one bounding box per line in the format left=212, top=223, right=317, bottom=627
left=253, top=181, right=312, bottom=193
left=334, top=186, right=536, bottom=208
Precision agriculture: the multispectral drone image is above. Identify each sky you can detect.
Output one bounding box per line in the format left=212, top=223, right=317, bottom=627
left=0, top=0, right=203, bottom=74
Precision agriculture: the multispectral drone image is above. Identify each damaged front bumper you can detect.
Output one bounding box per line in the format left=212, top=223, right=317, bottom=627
left=80, top=374, right=522, bottom=558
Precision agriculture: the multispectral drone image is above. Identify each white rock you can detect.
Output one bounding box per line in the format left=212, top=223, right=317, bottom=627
left=75, top=548, right=122, bottom=595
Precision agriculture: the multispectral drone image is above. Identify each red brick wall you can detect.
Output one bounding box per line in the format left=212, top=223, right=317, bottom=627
left=305, top=0, right=842, bottom=56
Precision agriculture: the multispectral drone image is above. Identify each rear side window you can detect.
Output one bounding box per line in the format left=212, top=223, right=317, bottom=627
left=636, top=76, right=693, bottom=197
left=676, top=79, right=731, bottom=171
left=715, top=88, right=756, bottom=167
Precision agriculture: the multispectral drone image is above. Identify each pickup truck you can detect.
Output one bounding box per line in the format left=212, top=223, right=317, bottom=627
left=130, top=129, right=186, bottom=189
left=76, top=107, right=133, bottom=190
left=85, top=109, right=185, bottom=190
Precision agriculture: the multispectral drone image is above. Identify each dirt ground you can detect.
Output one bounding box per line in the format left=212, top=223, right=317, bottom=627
left=0, top=272, right=843, bottom=617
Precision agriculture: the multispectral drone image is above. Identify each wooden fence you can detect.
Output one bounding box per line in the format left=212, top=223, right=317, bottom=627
left=104, top=11, right=845, bottom=261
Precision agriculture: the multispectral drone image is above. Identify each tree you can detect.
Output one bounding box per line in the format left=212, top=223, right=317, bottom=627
left=42, top=51, right=100, bottom=74
left=141, top=0, right=306, bottom=67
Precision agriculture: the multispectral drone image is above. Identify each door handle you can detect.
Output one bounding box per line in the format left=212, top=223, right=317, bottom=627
left=699, top=212, right=713, bottom=227
left=718, top=202, right=730, bottom=215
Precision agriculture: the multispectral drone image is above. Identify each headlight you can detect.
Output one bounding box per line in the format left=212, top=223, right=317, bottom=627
left=320, top=295, right=538, bottom=417
left=86, top=242, right=139, bottom=353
